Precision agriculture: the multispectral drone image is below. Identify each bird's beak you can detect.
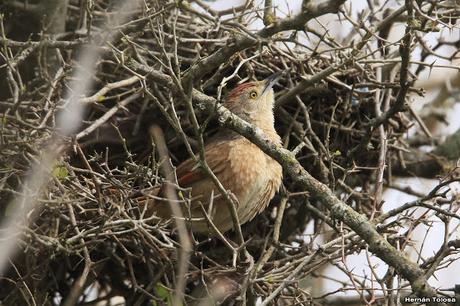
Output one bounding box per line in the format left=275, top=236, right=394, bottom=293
left=262, top=71, right=283, bottom=95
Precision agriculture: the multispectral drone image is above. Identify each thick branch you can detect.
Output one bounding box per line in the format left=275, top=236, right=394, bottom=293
left=195, top=92, right=441, bottom=305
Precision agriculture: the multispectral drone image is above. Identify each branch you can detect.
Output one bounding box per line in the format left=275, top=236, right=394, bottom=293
left=182, top=0, right=347, bottom=85
left=275, top=3, right=407, bottom=109
left=263, top=0, right=274, bottom=26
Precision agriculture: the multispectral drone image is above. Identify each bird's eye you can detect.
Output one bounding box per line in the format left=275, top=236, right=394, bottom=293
left=249, top=91, right=258, bottom=99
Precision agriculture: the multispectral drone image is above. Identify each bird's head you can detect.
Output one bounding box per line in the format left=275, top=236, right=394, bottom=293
left=223, top=72, right=281, bottom=127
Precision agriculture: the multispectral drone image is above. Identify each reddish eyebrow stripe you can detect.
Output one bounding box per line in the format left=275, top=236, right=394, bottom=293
left=226, top=82, right=257, bottom=100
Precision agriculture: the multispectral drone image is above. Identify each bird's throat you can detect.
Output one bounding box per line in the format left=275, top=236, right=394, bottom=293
left=251, top=109, right=280, bottom=144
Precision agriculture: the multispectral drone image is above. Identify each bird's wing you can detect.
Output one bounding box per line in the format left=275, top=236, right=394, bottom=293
left=124, top=139, right=232, bottom=221
left=176, top=139, right=231, bottom=188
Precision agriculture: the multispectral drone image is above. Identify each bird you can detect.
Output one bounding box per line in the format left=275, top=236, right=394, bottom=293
left=138, top=73, right=283, bottom=234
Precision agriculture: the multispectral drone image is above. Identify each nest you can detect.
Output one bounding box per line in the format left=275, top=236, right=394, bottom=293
left=0, top=0, right=435, bottom=305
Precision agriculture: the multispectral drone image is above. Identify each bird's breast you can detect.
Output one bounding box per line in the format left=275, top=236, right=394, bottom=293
left=225, top=138, right=282, bottom=222
left=184, top=135, right=282, bottom=234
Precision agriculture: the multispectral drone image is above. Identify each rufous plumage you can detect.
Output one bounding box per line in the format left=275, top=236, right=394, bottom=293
left=142, top=73, right=283, bottom=234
